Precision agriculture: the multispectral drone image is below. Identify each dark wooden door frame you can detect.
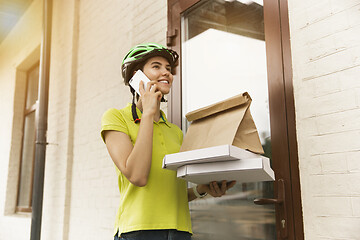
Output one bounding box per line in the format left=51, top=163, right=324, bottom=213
left=166, top=0, right=304, bottom=239
left=278, top=0, right=304, bottom=237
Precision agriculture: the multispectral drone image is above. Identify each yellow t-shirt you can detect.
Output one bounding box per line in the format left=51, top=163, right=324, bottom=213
left=101, top=103, right=192, bottom=237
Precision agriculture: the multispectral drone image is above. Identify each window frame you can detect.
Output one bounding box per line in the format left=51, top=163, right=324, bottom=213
left=16, top=62, right=39, bottom=213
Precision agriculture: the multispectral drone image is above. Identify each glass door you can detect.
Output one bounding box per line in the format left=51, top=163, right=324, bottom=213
left=167, top=0, right=304, bottom=238
left=181, top=1, right=275, bottom=239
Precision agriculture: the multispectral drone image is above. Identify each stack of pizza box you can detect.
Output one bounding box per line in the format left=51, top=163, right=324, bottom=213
left=162, top=144, right=274, bottom=185
left=162, top=93, right=275, bottom=185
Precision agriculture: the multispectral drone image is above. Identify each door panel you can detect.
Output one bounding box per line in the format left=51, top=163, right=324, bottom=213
left=181, top=1, right=274, bottom=239
left=167, top=0, right=304, bottom=239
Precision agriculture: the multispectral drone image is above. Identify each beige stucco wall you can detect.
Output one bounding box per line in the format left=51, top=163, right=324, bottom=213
left=288, top=0, right=360, bottom=239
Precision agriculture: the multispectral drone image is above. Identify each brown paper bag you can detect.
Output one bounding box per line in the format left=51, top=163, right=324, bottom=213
left=180, top=92, right=264, bottom=154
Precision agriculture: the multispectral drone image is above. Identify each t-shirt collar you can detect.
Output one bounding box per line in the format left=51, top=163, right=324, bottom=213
left=127, top=103, right=171, bottom=127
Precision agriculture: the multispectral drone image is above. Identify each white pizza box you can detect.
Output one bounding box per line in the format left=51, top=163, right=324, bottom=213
left=176, top=157, right=275, bottom=185
left=162, top=145, right=261, bottom=171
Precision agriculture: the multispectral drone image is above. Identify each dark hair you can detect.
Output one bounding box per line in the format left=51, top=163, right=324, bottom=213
left=125, top=61, right=146, bottom=86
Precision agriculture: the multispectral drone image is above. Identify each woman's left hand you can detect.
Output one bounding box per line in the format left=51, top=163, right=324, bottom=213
left=198, top=180, right=237, bottom=198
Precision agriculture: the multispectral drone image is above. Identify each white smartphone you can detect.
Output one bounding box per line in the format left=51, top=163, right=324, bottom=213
left=129, top=70, right=151, bottom=96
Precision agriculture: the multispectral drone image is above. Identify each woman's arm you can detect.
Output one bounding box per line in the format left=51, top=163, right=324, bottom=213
left=104, top=81, right=162, bottom=187
left=188, top=185, right=207, bottom=202
left=104, top=112, right=155, bottom=187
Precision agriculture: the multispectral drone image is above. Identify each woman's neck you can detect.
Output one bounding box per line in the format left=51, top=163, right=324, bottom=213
left=136, top=100, right=161, bottom=122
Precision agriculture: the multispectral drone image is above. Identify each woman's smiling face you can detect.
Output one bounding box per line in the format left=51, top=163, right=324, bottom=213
left=141, top=56, right=173, bottom=95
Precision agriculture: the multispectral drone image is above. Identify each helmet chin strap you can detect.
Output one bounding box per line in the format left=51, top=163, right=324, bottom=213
left=130, top=86, right=167, bottom=123
left=130, top=88, right=141, bottom=123
left=131, top=103, right=141, bottom=123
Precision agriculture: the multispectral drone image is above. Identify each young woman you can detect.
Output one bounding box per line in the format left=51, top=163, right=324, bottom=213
left=101, top=43, right=236, bottom=240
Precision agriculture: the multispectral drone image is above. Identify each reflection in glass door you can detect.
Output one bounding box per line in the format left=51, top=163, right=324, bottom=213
left=181, top=1, right=275, bottom=239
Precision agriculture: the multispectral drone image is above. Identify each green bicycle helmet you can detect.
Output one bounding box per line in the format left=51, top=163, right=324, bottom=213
left=121, top=43, right=179, bottom=123
left=121, top=43, right=179, bottom=85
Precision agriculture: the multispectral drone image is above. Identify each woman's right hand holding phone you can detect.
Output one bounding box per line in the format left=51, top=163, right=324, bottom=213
left=139, top=80, right=162, bottom=117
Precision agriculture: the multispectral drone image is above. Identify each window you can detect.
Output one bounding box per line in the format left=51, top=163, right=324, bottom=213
left=16, top=63, right=39, bottom=213
left=180, top=1, right=275, bottom=239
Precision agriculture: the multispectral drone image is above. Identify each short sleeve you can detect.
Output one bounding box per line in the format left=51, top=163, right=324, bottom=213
left=171, top=123, right=183, bottom=146
left=101, top=108, right=129, bottom=143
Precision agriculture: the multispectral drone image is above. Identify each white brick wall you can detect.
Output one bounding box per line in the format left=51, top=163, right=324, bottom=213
left=45, top=0, right=167, bottom=239
left=0, top=0, right=167, bottom=239
left=69, top=0, right=167, bottom=238
left=40, top=0, right=79, bottom=239
left=288, top=0, right=360, bottom=239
